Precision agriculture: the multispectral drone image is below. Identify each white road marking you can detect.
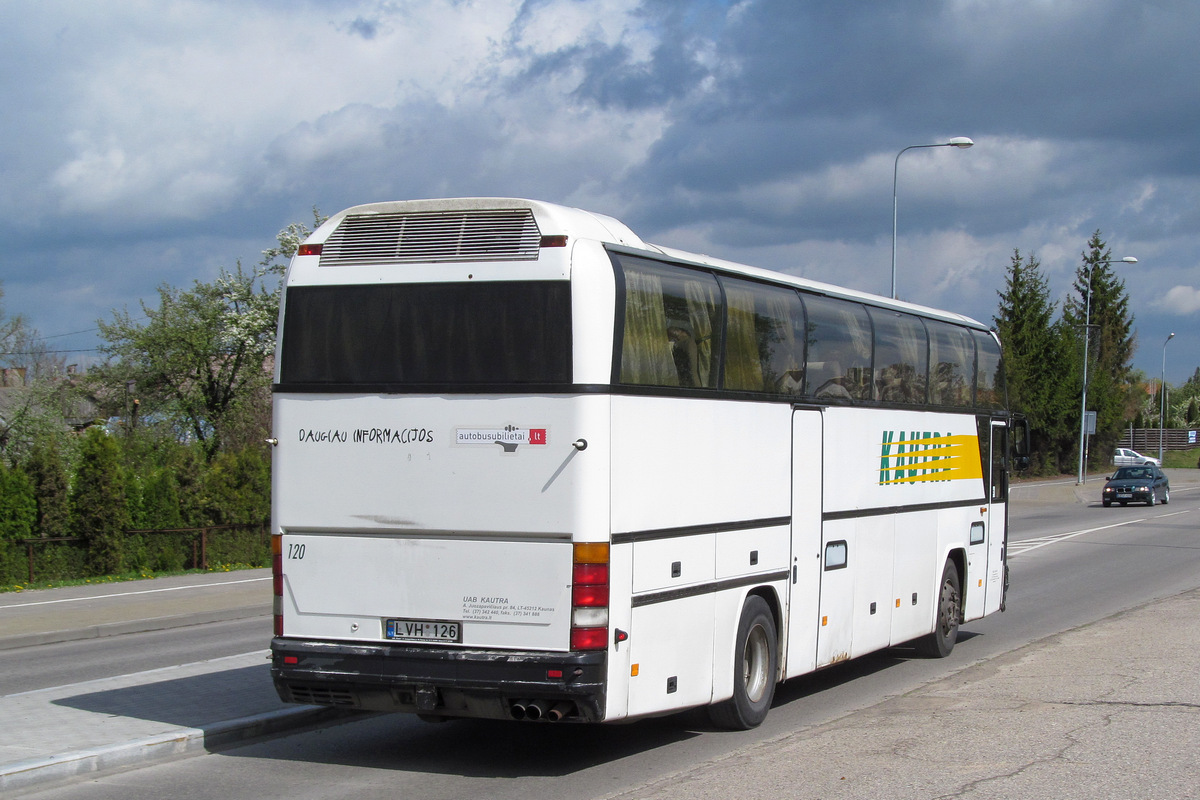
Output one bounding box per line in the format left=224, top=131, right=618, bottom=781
left=1009, top=518, right=1147, bottom=557
left=1, top=577, right=271, bottom=610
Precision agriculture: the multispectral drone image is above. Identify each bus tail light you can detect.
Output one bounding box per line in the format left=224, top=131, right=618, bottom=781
left=297, top=243, right=323, bottom=257
left=271, top=535, right=284, bottom=637
left=571, top=542, right=609, bottom=651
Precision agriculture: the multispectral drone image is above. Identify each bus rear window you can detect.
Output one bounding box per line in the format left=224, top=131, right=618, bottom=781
left=279, top=282, right=571, bottom=387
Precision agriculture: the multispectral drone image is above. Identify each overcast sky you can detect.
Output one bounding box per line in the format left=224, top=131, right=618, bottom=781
left=2, top=0, right=1197, bottom=383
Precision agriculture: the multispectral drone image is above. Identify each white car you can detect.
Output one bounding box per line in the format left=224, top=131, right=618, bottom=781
left=1113, top=448, right=1161, bottom=467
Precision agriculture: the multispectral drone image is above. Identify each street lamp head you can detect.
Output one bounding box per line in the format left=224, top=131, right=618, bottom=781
left=891, top=135, right=974, bottom=299
left=1167, top=332, right=1176, bottom=342
left=1119, top=256, right=1137, bottom=263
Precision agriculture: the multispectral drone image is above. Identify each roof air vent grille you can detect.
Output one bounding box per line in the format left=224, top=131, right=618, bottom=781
left=319, top=208, right=542, bottom=266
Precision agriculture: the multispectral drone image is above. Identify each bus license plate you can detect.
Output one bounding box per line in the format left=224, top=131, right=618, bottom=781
left=385, top=618, right=462, bottom=643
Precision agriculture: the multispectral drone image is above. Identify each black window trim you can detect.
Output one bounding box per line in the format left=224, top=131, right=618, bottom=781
left=607, top=246, right=1005, bottom=413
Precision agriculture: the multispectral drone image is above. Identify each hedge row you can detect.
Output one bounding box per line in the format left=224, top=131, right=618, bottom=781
left=0, top=427, right=271, bottom=585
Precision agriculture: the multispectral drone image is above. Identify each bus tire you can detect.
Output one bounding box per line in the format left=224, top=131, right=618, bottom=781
left=709, top=595, right=777, bottom=730
left=916, top=560, right=961, bottom=658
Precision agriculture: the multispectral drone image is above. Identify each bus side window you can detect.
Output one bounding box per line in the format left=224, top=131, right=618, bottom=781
left=926, top=320, right=974, bottom=407
left=720, top=279, right=806, bottom=395
left=803, top=294, right=872, bottom=402
left=868, top=308, right=929, bottom=405
left=620, top=266, right=680, bottom=386
left=616, top=255, right=722, bottom=389
left=973, top=331, right=1005, bottom=409
left=679, top=274, right=720, bottom=388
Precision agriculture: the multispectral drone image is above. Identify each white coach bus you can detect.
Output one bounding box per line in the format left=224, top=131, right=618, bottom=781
left=269, top=198, right=1028, bottom=728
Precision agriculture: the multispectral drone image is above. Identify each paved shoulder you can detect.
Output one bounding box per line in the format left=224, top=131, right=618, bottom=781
left=0, top=570, right=272, bottom=650
left=0, top=650, right=342, bottom=794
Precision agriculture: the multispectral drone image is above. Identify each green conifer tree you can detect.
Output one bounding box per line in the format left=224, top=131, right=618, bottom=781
left=994, top=249, right=1075, bottom=473
left=1060, top=231, right=1135, bottom=472
left=24, top=438, right=71, bottom=538
left=0, top=462, right=36, bottom=541
left=70, top=428, right=131, bottom=575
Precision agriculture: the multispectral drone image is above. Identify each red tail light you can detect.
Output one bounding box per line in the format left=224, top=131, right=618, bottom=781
left=297, top=243, right=322, bottom=257
left=572, top=583, right=609, bottom=607
left=570, top=627, right=608, bottom=651
left=571, top=542, right=609, bottom=651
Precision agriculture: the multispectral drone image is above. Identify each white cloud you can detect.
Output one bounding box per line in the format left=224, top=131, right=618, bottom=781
left=27, top=0, right=671, bottom=221
left=510, top=0, right=651, bottom=59
left=1159, top=285, right=1200, bottom=315
left=21, top=1, right=517, bottom=217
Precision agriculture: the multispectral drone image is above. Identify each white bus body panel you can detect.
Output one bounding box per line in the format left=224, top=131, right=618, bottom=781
left=609, top=398, right=792, bottom=533
left=816, top=407, right=988, bottom=666
left=609, top=396, right=792, bottom=719
left=281, top=535, right=572, bottom=650
left=273, top=393, right=612, bottom=651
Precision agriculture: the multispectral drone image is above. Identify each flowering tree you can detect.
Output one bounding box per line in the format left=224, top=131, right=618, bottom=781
left=95, top=212, right=323, bottom=459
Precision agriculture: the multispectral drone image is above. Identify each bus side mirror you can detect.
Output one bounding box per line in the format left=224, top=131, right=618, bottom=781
left=1012, top=417, right=1031, bottom=472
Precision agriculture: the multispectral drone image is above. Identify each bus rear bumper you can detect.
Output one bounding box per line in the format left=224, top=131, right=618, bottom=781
left=270, top=637, right=607, bottom=722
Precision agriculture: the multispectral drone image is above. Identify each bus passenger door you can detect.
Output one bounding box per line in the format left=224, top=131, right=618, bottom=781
left=785, top=409, right=823, bottom=678
left=984, top=419, right=1009, bottom=615
left=965, top=418, right=1007, bottom=621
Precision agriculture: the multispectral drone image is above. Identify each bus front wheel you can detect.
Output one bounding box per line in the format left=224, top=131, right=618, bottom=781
left=709, top=595, right=778, bottom=730
left=917, top=560, right=961, bottom=658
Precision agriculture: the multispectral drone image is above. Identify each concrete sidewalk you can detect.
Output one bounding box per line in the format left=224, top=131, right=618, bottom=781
left=0, top=652, right=342, bottom=794
left=0, top=571, right=346, bottom=795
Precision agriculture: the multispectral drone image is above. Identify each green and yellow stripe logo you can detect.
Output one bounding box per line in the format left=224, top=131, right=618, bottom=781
left=879, top=431, right=983, bottom=485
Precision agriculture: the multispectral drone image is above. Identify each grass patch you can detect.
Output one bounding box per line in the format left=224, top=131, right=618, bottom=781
left=1164, top=448, right=1200, bottom=469
left=0, top=562, right=264, bottom=594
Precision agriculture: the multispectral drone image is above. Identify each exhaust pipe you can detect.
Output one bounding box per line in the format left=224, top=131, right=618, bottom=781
left=525, top=699, right=550, bottom=721
left=510, top=700, right=530, bottom=720
left=547, top=701, right=574, bottom=722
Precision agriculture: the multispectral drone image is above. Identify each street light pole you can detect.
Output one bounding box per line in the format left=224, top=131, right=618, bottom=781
left=1076, top=256, right=1138, bottom=484
left=891, top=137, right=974, bottom=299
left=1160, top=332, right=1175, bottom=464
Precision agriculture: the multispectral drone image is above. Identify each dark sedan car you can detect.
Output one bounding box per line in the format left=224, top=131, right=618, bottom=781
left=1102, top=466, right=1170, bottom=507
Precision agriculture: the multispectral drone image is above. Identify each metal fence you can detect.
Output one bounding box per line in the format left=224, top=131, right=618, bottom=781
left=1118, top=428, right=1200, bottom=453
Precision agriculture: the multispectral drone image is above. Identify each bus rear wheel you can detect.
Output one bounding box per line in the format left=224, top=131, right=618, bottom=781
left=916, top=560, right=961, bottom=658
left=709, top=595, right=778, bottom=730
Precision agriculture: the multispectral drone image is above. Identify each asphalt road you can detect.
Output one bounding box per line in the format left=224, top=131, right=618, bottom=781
left=0, top=616, right=267, bottom=696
